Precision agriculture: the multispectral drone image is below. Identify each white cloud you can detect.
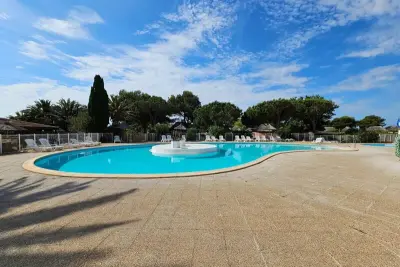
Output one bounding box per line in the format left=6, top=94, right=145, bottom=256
left=19, top=41, right=50, bottom=59
left=0, top=79, right=88, bottom=117
left=339, top=17, right=400, bottom=58
left=329, top=65, right=400, bottom=92
left=0, top=12, right=9, bottom=20
left=256, top=0, right=400, bottom=57
left=34, top=6, right=103, bottom=39
left=15, top=65, right=23, bottom=69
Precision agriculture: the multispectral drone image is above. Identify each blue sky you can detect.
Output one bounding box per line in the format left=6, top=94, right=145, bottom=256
left=0, top=0, right=399, bottom=124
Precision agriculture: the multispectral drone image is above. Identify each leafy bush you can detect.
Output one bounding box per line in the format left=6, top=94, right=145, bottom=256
left=186, top=128, right=198, bottom=141
left=395, top=136, right=400, bottom=158
left=359, top=131, right=379, bottom=143
left=153, top=123, right=170, bottom=135
left=208, top=125, right=225, bottom=137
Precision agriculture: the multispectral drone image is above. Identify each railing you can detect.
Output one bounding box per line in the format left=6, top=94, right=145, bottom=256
left=0, top=133, right=114, bottom=154
left=290, top=133, right=398, bottom=143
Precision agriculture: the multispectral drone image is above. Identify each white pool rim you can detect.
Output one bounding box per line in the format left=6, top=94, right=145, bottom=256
left=150, top=143, right=218, bottom=156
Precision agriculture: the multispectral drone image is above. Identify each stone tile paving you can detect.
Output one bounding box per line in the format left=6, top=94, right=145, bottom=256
left=0, top=146, right=399, bottom=266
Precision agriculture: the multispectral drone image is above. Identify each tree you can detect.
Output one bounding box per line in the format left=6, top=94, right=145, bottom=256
left=109, top=94, right=129, bottom=125
left=358, top=115, right=385, bottom=129
left=194, top=101, right=241, bottom=130
left=296, top=96, right=338, bottom=132
left=68, top=111, right=90, bottom=132
left=13, top=99, right=56, bottom=125
left=53, top=98, right=85, bottom=130
left=88, top=75, right=109, bottom=132
left=168, top=91, right=201, bottom=125
left=331, top=116, right=356, bottom=130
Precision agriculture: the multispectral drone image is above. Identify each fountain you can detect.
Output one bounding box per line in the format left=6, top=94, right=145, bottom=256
left=150, top=141, right=218, bottom=157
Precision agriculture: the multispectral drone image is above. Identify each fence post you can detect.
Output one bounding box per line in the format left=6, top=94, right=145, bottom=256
left=0, top=134, right=2, bottom=155
left=68, top=133, right=70, bottom=144
left=47, top=133, right=49, bottom=141
left=76, top=133, right=78, bottom=141
left=58, top=133, right=60, bottom=144
left=34, top=133, right=36, bottom=143
left=18, top=134, right=21, bottom=151
left=97, top=133, right=99, bottom=142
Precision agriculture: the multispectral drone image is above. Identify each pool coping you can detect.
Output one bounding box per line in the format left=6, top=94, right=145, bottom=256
left=22, top=142, right=358, bottom=179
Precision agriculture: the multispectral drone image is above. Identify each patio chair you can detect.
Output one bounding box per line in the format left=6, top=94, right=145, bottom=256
left=38, top=138, right=64, bottom=151
left=234, top=135, right=241, bottom=142
left=219, top=135, right=225, bottom=142
left=85, top=136, right=101, bottom=146
left=161, top=135, right=167, bottom=142
left=70, top=138, right=91, bottom=147
left=241, top=135, right=247, bottom=142
left=205, top=135, right=212, bottom=142
left=114, top=135, right=121, bottom=143
left=255, top=136, right=261, bottom=142
left=211, top=136, right=218, bottom=142
left=166, top=135, right=172, bottom=142
left=246, top=136, right=253, bottom=142
left=314, top=137, right=325, bottom=143
left=275, top=135, right=282, bottom=142
left=181, top=135, right=186, bottom=141
left=260, top=136, right=267, bottom=142
left=270, top=136, right=277, bottom=142
left=24, top=139, right=52, bottom=152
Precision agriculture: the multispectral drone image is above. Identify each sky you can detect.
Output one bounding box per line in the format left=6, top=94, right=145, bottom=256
left=0, top=0, right=399, bottom=124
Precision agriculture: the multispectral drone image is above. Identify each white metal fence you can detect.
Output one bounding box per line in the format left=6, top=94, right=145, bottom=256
left=291, top=133, right=398, bottom=143
left=0, top=133, right=114, bottom=154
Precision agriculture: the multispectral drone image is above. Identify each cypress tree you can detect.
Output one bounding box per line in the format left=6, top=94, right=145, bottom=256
left=88, top=75, right=109, bottom=132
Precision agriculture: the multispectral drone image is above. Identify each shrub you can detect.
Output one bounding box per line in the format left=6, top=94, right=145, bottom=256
left=208, top=125, right=224, bottom=137
left=359, top=131, right=379, bottom=143
left=395, top=136, right=400, bottom=158
left=186, top=128, right=198, bottom=141
left=154, top=123, right=170, bottom=135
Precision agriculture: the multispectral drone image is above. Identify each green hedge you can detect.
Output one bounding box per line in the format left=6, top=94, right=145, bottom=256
left=395, top=136, right=400, bottom=158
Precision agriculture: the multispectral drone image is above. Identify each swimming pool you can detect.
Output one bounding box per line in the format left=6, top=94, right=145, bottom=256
left=363, top=143, right=394, bottom=147
left=33, top=143, right=329, bottom=176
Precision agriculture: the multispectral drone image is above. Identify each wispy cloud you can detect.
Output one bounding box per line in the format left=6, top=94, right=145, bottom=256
left=34, top=6, right=103, bottom=39
left=0, top=12, right=9, bottom=20
left=329, top=64, right=400, bottom=92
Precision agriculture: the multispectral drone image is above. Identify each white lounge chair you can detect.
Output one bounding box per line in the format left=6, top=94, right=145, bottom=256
left=181, top=135, right=186, bottom=141
left=260, top=136, right=267, bottom=142
left=114, top=135, right=121, bottom=143
left=85, top=136, right=101, bottom=146
left=166, top=135, right=172, bottom=142
left=70, top=138, right=88, bottom=147
left=24, top=139, right=52, bottom=152
left=246, top=136, right=253, bottom=142
left=275, top=135, right=282, bottom=142
left=205, top=135, right=212, bottom=142
left=161, top=135, right=167, bottom=142
left=38, top=138, right=64, bottom=151
left=314, top=137, right=325, bottom=143
left=241, top=135, right=247, bottom=142
left=211, top=136, right=218, bottom=142
left=234, top=135, right=241, bottom=142
left=219, top=135, right=225, bottom=142
left=255, top=136, right=261, bottom=142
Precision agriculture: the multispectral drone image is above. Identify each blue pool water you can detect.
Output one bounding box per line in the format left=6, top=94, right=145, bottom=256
left=363, top=143, right=394, bottom=147
left=35, top=143, right=328, bottom=175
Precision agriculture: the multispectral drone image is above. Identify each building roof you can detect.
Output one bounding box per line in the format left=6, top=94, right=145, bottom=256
left=0, top=118, right=58, bottom=133
left=366, top=126, right=387, bottom=132
left=256, top=123, right=276, bottom=132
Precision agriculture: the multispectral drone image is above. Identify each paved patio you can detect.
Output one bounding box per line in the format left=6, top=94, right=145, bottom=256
left=0, top=145, right=399, bottom=267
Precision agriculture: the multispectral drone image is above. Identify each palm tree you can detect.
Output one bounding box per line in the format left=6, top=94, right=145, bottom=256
left=53, top=98, right=85, bottom=130
left=24, top=99, right=55, bottom=125
left=109, top=94, right=128, bottom=125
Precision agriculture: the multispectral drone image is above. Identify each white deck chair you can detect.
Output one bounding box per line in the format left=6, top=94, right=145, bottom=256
left=114, top=135, right=121, bottom=143
left=255, top=136, right=261, bottom=142
left=181, top=135, right=186, bottom=141
left=314, top=137, right=325, bottom=143
left=70, top=138, right=89, bottom=147
left=211, top=136, right=218, bottom=142
left=260, top=136, right=267, bottom=142
left=161, top=135, right=167, bottom=142
left=85, top=136, right=101, bottom=146
left=24, top=139, right=52, bottom=152
left=241, top=135, right=247, bottom=142
left=270, top=135, right=277, bottom=142
left=166, top=135, right=172, bottom=142
left=205, top=135, right=212, bottom=142
left=275, top=135, right=282, bottom=142
left=219, top=135, right=225, bottom=142
left=246, top=136, right=253, bottom=142
left=234, top=135, right=241, bottom=142
left=38, top=138, right=63, bottom=150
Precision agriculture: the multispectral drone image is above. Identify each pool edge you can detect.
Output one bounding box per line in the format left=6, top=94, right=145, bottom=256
left=22, top=143, right=358, bottom=179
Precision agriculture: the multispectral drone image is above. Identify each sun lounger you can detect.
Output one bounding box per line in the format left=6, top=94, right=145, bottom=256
left=85, top=136, right=101, bottom=146
left=181, top=135, right=186, bottom=141
left=211, top=136, right=218, bottom=142
left=314, top=137, right=325, bottom=143
left=38, top=138, right=64, bottom=150
left=114, top=135, right=121, bottom=143
left=24, top=139, right=52, bottom=152
left=166, top=135, right=172, bottom=142
left=219, top=135, right=225, bottom=142
left=234, top=135, right=241, bottom=142
left=255, top=136, right=261, bottom=142
left=260, top=136, right=267, bottom=142
left=241, top=135, right=247, bottom=142
left=161, top=135, right=167, bottom=142
left=205, top=135, right=212, bottom=142
left=246, top=136, right=253, bottom=142
left=70, top=138, right=90, bottom=147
